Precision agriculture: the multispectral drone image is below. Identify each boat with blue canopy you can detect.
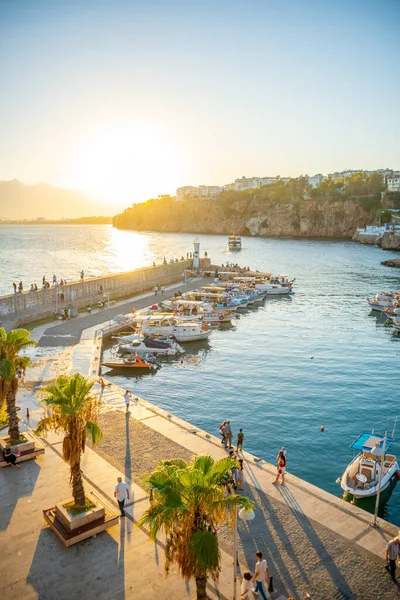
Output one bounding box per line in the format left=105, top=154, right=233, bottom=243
left=338, top=431, right=398, bottom=499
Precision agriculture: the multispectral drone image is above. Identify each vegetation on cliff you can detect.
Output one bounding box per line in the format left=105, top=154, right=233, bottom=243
left=113, top=172, right=391, bottom=238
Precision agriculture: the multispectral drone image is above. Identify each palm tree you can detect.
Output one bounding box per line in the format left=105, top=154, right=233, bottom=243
left=139, top=455, right=254, bottom=599
left=35, top=373, right=102, bottom=508
left=0, top=328, right=37, bottom=444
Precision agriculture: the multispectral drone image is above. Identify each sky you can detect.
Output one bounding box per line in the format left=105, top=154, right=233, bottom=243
left=0, top=0, right=399, bottom=206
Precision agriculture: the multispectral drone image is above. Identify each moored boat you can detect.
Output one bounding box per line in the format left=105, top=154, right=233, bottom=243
left=102, top=354, right=159, bottom=370
left=338, top=431, right=398, bottom=499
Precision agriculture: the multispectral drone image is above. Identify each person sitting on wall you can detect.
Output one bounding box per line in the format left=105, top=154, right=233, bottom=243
left=87, top=305, right=92, bottom=313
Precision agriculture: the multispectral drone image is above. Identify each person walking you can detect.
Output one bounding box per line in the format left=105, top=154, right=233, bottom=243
left=237, top=459, right=244, bottom=491
left=154, top=284, right=158, bottom=296
left=236, top=428, right=244, bottom=452
left=161, top=285, right=165, bottom=296
left=124, top=390, right=131, bottom=413
left=385, top=535, right=400, bottom=582
left=272, top=450, right=286, bottom=486
left=252, top=551, right=270, bottom=599
left=229, top=449, right=239, bottom=488
left=224, top=420, right=233, bottom=448
left=12, top=282, right=17, bottom=294
left=80, top=270, right=84, bottom=282
left=219, top=421, right=227, bottom=447
left=237, top=572, right=252, bottom=600
left=114, top=476, right=130, bottom=517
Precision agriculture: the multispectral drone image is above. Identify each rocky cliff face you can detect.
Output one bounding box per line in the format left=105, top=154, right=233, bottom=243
left=114, top=198, right=373, bottom=239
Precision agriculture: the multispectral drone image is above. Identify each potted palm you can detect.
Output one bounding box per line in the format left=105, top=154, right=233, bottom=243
left=36, top=373, right=117, bottom=545
left=139, top=455, right=254, bottom=599
left=0, top=328, right=39, bottom=460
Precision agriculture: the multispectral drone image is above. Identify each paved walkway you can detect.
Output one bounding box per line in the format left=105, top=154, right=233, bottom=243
left=36, top=277, right=208, bottom=347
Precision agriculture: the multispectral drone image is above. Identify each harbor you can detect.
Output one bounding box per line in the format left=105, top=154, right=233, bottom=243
left=2, top=231, right=400, bottom=599
left=1, top=272, right=400, bottom=599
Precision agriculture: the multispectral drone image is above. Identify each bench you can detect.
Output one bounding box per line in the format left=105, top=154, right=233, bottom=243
left=0, top=438, right=45, bottom=467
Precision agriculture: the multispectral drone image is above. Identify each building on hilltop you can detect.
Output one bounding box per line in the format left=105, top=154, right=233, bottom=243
left=388, top=178, right=400, bottom=193
left=308, top=174, right=325, bottom=188
left=176, top=185, right=223, bottom=201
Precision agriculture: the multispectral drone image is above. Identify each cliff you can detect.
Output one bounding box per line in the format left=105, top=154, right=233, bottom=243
left=113, top=196, right=376, bottom=239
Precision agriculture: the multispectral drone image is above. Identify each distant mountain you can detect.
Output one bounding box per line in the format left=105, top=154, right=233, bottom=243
left=0, top=180, right=122, bottom=219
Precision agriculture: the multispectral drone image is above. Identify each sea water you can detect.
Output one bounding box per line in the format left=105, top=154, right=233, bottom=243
left=2, top=225, right=400, bottom=523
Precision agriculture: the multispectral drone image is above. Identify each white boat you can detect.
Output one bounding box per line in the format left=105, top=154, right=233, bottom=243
left=338, top=432, right=398, bottom=499
left=117, top=335, right=184, bottom=356
left=367, top=291, right=400, bottom=312
left=228, top=235, right=242, bottom=251
left=160, top=300, right=234, bottom=324
left=134, top=316, right=212, bottom=342
left=255, top=282, right=292, bottom=295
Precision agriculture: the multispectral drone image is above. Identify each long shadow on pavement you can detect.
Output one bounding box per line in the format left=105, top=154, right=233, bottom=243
left=0, top=458, right=41, bottom=532
left=27, top=528, right=122, bottom=600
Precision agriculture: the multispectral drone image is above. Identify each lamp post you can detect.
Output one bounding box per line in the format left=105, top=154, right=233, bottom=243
left=371, top=432, right=387, bottom=528
left=233, top=507, right=255, bottom=600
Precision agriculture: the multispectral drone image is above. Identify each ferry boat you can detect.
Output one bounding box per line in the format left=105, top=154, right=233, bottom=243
left=337, top=431, right=398, bottom=499
left=228, top=235, right=242, bottom=251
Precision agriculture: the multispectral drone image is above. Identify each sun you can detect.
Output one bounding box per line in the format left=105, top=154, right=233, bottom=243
left=72, top=123, right=183, bottom=205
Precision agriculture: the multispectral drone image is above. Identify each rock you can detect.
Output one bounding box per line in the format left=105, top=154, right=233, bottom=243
left=381, top=258, right=400, bottom=268
left=381, top=232, right=400, bottom=250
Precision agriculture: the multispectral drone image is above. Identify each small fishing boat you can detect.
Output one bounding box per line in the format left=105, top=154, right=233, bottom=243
left=102, top=354, right=159, bottom=370
left=255, top=282, right=293, bottom=295
left=337, top=431, right=398, bottom=499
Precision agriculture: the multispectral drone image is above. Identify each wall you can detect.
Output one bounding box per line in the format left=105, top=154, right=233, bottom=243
left=0, top=259, right=211, bottom=326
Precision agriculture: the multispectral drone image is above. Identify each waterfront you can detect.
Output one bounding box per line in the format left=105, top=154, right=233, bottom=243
left=4, top=224, right=400, bottom=524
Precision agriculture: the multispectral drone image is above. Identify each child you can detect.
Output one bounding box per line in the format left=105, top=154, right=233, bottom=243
left=237, top=572, right=252, bottom=599
left=236, top=428, right=244, bottom=451
left=237, top=459, right=244, bottom=491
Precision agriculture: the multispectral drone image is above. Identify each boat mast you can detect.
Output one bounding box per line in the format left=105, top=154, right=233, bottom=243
left=391, top=417, right=397, bottom=439
left=371, top=430, right=387, bottom=528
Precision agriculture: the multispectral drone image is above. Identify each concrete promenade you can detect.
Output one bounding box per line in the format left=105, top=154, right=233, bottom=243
left=1, top=280, right=400, bottom=599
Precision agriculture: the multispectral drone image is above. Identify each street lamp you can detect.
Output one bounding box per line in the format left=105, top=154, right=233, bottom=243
left=371, top=433, right=387, bottom=528
left=233, top=507, right=255, bottom=600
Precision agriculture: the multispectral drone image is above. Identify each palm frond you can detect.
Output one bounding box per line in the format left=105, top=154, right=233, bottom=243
left=189, top=530, right=220, bottom=571
left=85, top=420, right=102, bottom=445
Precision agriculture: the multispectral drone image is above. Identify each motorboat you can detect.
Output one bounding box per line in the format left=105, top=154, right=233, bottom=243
left=160, top=300, right=234, bottom=325
left=134, top=315, right=212, bottom=342
left=337, top=432, right=398, bottom=499
left=102, top=354, right=159, bottom=371
left=117, top=335, right=184, bottom=356
left=255, top=282, right=293, bottom=295
left=228, top=235, right=242, bottom=251
left=367, top=291, right=400, bottom=312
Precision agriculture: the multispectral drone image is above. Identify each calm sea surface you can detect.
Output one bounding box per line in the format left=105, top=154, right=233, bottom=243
left=2, top=225, right=400, bottom=523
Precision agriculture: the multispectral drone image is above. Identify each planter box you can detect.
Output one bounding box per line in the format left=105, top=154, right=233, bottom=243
left=55, top=500, right=105, bottom=532
left=43, top=491, right=119, bottom=547
left=0, top=435, right=35, bottom=453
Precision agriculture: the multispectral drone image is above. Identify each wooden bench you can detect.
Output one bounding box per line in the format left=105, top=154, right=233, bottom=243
left=0, top=438, right=45, bottom=468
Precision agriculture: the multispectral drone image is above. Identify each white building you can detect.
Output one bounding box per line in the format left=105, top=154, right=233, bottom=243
left=308, top=174, right=325, bottom=188
left=388, top=178, right=400, bottom=193
left=176, top=185, right=223, bottom=201
left=233, top=175, right=281, bottom=191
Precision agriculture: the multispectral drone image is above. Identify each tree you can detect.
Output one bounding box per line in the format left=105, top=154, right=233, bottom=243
left=35, top=373, right=102, bottom=508
left=139, top=455, right=254, bottom=599
left=0, top=328, right=37, bottom=444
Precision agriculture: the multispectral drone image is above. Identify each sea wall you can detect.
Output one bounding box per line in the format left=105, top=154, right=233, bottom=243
left=381, top=232, right=400, bottom=250
left=0, top=258, right=211, bottom=327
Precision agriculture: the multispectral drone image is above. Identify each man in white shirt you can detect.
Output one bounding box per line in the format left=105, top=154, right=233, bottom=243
left=385, top=535, right=400, bottom=582
left=252, top=551, right=270, bottom=599
left=124, top=390, right=131, bottom=413
left=114, top=477, right=130, bottom=517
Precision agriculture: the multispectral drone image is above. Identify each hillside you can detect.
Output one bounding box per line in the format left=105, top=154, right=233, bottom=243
left=0, top=180, right=122, bottom=219
left=114, top=172, right=392, bottom=238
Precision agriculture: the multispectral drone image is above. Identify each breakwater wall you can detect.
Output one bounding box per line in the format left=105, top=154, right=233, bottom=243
left=0, top=258, right=211, bottom=327
left=353, top=227, right=400, bottom=250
